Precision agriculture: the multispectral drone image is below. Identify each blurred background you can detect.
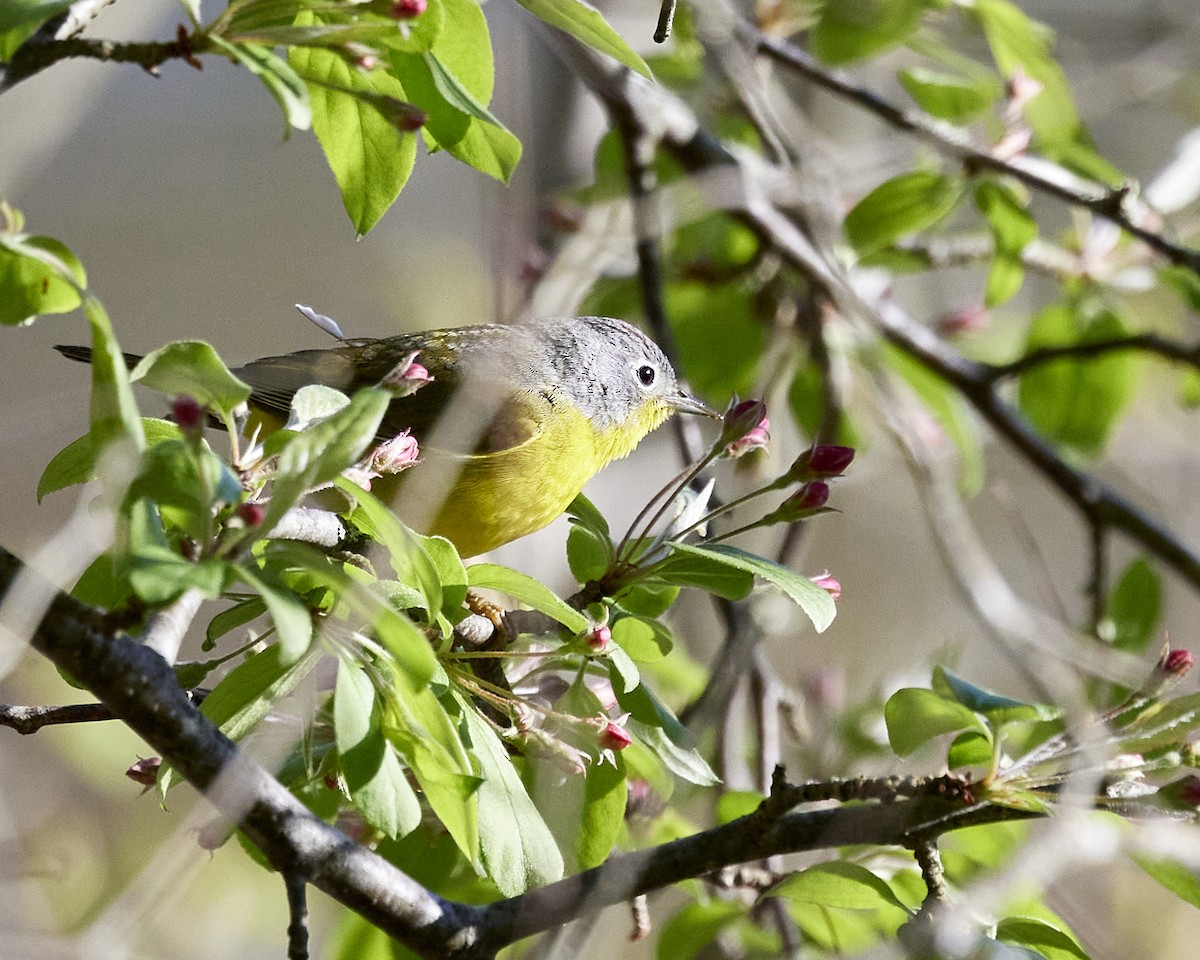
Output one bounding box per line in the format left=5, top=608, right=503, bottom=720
left=4, top=0, right=1200, bottom=957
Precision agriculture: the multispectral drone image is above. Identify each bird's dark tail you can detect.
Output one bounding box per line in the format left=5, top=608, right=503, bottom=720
left=55, top=345, right=145, bottom=369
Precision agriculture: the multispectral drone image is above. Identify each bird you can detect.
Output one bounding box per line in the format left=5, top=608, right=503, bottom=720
left=58, top=315, right=715, bottom=557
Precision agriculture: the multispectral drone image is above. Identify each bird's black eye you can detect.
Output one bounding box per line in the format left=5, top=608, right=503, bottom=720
left=637, top=364, right=657, bottom=387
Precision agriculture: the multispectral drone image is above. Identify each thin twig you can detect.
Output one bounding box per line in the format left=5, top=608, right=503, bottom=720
left=985, top=333, right=1200, bottom=380
left=748, top=26, right=1200, bottom=275
left=2, top=33, right=200, bottom=91
left=654, top=0, right=678, bottom=44
left=0, top=701, right=116, bottom=733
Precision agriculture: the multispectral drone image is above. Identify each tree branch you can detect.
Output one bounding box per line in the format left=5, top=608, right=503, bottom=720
left=747, top=26, right=1200, bottom=275
left=1, top=543, right=1037, bottom=958
left=2, top=30, right=201, bottom=92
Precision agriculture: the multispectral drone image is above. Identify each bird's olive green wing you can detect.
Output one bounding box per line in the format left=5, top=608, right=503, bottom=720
left=232, top=331, right=548, bottom=452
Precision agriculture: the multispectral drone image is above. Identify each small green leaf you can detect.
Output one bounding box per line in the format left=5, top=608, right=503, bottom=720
left=844, top=171, right=964, bottom=257
left=933, top=667, right=1058, bottom=723
left=613, top=681, right=719, bottom=786
left=606, top=644, right=640, bottom=693
left=1133, top=856, right=1200, bottom=910
left=468, top=563, right=589, bottom=633
left=459, top=696, right=564, bottom=895
left=652, top=549, right=755, bottom=601
left=1103, top=556, right=1161, bottom=652
left=382, top=685, right=481, bottom=866
left=1017, top=300, right=1139, bottom=456
left=128, top=547, right=229, bottom=605
left=205, top=597, right=267, bottom=650
left=567, top=523, right=610, bottom=583
left=443, top=112, right=522, bottom=184
left=884, top=687, right=987, bottom=756
left=716, top=790, right=766, bottom=824
left=0, top=0, right=72, bottom=34
left=83, top=296, right=145, bottom=455
left=203, top=644, right=321, bottom=743
left=512, top=0, right=650, bottom=78
left=812, top=0, right=929, bottom=66
left=266, top=387, right=389, bottom=526
left=236, top=563, right=314, bottom=663
left=38, top=419, right=181, bottom=501
left=655, top=902, right=746, bottom=960
left=0, top=233, right=86, bottom=325
left=336, top=477, right=443, bottom=617
left=995, top=917, right=1089, bottom=960
left=771, top=860, right=912, bottom=914
left=611, top=615, right=672, bottom=661
left=291, top=14, right=418, bottom=235
left=667, top=543, right=837, bottom=633
left=947, top=730, right=994, bottom=769
left=336, top=660, right=421, bottom=839
left=211, top=36, right=312, bottom=132
left=899, top=66, right=998, bottom=122
left=130, top=341, right=251, bottom=422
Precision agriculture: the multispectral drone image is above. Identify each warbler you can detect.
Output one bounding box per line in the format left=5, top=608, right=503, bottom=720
left=59, top=315, right=714, bottom=557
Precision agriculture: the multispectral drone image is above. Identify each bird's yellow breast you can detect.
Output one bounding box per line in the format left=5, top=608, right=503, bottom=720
left=425, top=394, right=671, bottom=557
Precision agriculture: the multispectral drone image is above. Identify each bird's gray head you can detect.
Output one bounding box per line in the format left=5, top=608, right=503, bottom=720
left=525, top=316, right=713, bottom=429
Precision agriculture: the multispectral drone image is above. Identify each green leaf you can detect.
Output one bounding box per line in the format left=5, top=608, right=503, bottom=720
left=995, top=917, right=1089, bottom=960
left=38, top=419, right=181, bottom=501
left=512, top=0, right=650, bottom=78
left=667, top=543, right=837, bottom=633
left=716, top=790, right=766, bottom=824
left=1103, top=557, right=1161, bottom=652
left=653, top=549, right=755, bottom=601
left=812, top=0, right=928, bottom=65
left=666, top=280, right=766, bottom=405
left=205, top=597, right=267, bottom=650
left=567, top=523, right=610, bottom=583
left=467, top=563, right=589, bottom=633
left=656, top=902, right=746, bottom=960
left=128, top=547, right=229, bottom=605
left=947, top=730, right=994, bottom=769
left=1017, top=300, right=1139, bottom=456
left=443, top=111, right=522, bottom=184
left=771, top=860, right=911, bottom=914
left=844, top=171, right=964, bottom=257
left=1133, top=856, right=1200, bottom=910
left=236, top=563, right=314, bottom=663
left=203, top=644, right=321, bottom=743
left=459, top=696, right=564, bottom=894
left=130, top=341, right=251, bottom=422
left=210, top=36, right=312, bottom=132
left=0, top=0, right=72, bottom=33
left=899, top=66, right=998, bottom=122
left=884, top=687, right=987, bottom=756
left=335, top=660, right=421, bottom=839
left=291, top=16, right=418, bottom=235
left=382, top=684, right=481, bottom=865
left=606, top=644, right=640, bottom=693
left=266, top=387, right=390, bottom=526
left=0, top=233, right=86, bottom=325
left=574, top=757, right=627, bottom=869
left=83, top=296, right=145, bottom=455
left=611, top=615, right=672, bottom=661
left=336, top=477, right=443, bottom=617
left=933, top=667, right=1058, bottom=724
left=985, top=254, right=1025, bottom=308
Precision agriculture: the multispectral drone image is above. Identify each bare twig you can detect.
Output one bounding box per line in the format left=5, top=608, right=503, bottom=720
left=0, top=701, right=116, bottom=733
left=984, top=333, right=1200, bottom=380
left=2, top=32, right=201, bottom=91
left=654, top=0, right=678, bottom=44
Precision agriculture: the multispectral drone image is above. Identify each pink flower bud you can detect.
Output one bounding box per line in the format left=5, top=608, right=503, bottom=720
left=397, top=107, right=426, bottom=132
left=172, top=394, right=203, bottom=430
left=597, top=720, right=632, bottom=751
left=237, top=502, right=265, bottom=527
left=587, top=624, right=611, bottom=652
left=389, top=0, right=427, bottom=19
left=126, top=757, right=161, bottom=786
left=789, top=444, right=855, bottom=481
left=1162, top=649, right=1195, bottom=676
left=937, top=305, right=988, bottom=336
left=810, top=570, right=841, bottom=601
left=367, top=431, right=420, bottom=475
left=379, top=351, right=434, bottom=397
left=790, top=481, right=830, bottom=511
left=720, top=399, right=770, bottom=458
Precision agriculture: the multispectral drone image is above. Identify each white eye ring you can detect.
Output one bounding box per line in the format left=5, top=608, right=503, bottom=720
left=636, top=364, right=657, bottom=387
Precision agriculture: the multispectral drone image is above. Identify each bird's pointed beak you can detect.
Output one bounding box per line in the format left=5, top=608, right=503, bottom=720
left=668, top=389, right=721, bottom=419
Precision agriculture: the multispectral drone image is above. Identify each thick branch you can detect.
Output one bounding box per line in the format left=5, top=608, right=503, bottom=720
left=2, top=32, right=199, bottom=91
